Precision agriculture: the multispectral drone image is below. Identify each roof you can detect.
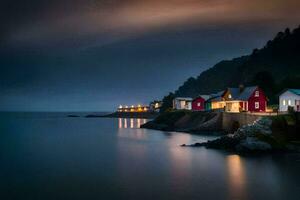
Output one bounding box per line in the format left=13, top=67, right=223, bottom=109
left=174, top=97, right=193, bottom=101
left=208, top=86, right=259, bottom=102
left=206, top=90, right=225, bottom=102
left=193, top=95, right=211, bottom=101
left=287, top=89, right=300, bottom=96
left=237, top=86, right=258, bottom=101
left=227, top=88, right=241, bottom=99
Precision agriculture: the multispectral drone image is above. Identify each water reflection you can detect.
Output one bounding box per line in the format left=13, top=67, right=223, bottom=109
left=226, top=155, right=247, bottom=200
left=124, top=119, right=127, bottom=128
left=118, top=118, right=148, bottom=129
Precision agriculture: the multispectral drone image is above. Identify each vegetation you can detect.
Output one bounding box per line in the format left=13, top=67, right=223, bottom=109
left=161, top=25, right=300, bottom=110
left=271, top=112, right=300, bottom=143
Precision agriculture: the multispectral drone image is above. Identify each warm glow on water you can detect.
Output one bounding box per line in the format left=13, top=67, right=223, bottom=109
left=226, top=155, right=247, bottom=200
left=118, top=118, right=148, bottom=129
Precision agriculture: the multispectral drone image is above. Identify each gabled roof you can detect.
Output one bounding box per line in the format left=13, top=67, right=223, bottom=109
left=209, top=86, right=259, bottom=102
left=227, top=88, right=241, bottom=99
left=237, top=86, right=258, bottom=101
left=288, top=89, right=300, bottom=96
left=206, top=90, right=225, bottom=102
left=193, top=95, right=211, bottom=101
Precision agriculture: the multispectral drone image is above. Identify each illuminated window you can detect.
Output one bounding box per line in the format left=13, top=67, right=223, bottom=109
left=255, top=91, right=259, bottom=97
left=255, top=102, right=259, bottom=109
left=197, top=102, right=201, bottom=107
left=288, top=100, right=292, bottom=106
left=228, top=94, right=232, bottom=99
left=283, top=100, right=286, bottom=106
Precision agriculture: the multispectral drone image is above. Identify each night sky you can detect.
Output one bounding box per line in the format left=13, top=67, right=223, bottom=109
left=1, top=0, right=300, bottom=111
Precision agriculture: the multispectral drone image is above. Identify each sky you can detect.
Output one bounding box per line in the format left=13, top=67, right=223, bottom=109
left=0, top=0, right=300, bottom=111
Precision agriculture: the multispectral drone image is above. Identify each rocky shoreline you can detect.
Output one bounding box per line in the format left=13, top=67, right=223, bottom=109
left=141, top=111, right=224, bottom=133
left=141, top=110, right=300, bottom=154
left=182, top=117, right=300, bottom=154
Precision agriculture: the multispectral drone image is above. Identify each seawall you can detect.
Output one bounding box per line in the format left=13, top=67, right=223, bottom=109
left=141, top=110, right=276, bottom=134
left=221, top=112, right=277, bottom=133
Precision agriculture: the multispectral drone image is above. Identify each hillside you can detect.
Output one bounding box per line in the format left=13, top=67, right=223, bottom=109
left=161, top=25, right=300, bottom=111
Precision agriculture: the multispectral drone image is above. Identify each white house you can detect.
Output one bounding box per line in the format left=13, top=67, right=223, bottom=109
left=279, top=89, right=300, bottom=112
left=173, top=97, right=193, bottom=110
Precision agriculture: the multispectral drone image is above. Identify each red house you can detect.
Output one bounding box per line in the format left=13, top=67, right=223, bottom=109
left=192, top=95, right=210, bottom=111
left=224, top=86, right=267, bottom=112
left=246, top=87, right=267, bottom=112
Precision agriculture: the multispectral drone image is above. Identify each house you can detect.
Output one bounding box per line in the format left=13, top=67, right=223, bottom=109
left=207, top=91, right=226, bottom=110
left=192, top=95, right=211, bottom=111
left=205, top=86, right=267, bottom=113
left=224, top=86, right=267, bottom=113
left=279, top=89, right=300, bottom=112
left=118, top=105, right=149, bottom=112
left=149, top=100, right=162, bottom=112
left=173, top=97, right=193, bottom=110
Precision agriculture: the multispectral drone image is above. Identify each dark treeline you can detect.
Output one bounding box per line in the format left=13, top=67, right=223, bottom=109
left=160, top=26, right=300, bottom=112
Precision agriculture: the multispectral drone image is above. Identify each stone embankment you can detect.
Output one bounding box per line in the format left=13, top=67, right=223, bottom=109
left=182, top=117, right=287, bottom=153
left=141, top=111, right=268, bottom=133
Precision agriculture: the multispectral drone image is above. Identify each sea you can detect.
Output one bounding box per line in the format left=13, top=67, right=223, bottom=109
left=0, top=112, right=300, bottom=200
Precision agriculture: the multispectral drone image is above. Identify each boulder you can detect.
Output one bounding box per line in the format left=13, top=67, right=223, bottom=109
left=236, top=137, right=272, bottom=152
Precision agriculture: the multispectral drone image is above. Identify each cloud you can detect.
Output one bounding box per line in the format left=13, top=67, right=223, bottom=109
left=4, top=0, right=300, bottom=49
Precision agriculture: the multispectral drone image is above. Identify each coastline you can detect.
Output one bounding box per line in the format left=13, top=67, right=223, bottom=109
left=142, top=111, right=300, bottom=154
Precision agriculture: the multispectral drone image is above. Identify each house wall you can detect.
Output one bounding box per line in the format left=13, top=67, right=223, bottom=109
left=247, top=87, right=267, bottom=112
left=211, top=101, right=226, bottom=110
left=173, top=99, right=192, bottom=110
left=192, top=97, right=205, bottom=111
left=279, top=91, right=300, bottom=112
left=225, top=101, right=243, bottom=112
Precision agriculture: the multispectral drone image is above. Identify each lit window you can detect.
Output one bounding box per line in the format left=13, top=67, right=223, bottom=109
left=283, top=100, right=286, bottom=106
left=255, top=102, right=259, bottom=109
left=197, top=102, right=201, bottom=107
left=288, top=100, right=292, bottom=106
left=228, top=94, right=232, bottom=99
left=255, top=91, right=259, bottom=97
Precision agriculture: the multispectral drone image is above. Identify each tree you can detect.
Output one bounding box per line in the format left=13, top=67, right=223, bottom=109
left=160, top=92, right=175, bottom=113
left=250, top=71, right=277, bottom=104
left=279, top=76, right=300, bottom=90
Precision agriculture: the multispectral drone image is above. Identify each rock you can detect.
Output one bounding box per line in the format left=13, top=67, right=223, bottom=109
left=233, top=117, right=272, bottom=136
left=183, top=117, right=277, bottom=153
left=236, top=137, right=272, bottom=152
left=140, top=121, right=169, bottom=130
left=67, top=115, right=80, bottom=117
left=85, top=115, right=103, bottom=118
left=181, top=142, right=205, bottom=147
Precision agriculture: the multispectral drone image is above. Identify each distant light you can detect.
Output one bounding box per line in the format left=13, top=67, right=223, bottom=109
left=119, top=105, right=123, bottom=109
left=131, top=105, right=134, bottom=108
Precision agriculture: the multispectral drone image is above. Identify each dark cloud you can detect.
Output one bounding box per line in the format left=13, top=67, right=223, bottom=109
left=0, top=0, right=299, bottom=111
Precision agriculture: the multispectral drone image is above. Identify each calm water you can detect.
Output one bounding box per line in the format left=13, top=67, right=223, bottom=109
left=1, top=112, right=300, bottom=200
